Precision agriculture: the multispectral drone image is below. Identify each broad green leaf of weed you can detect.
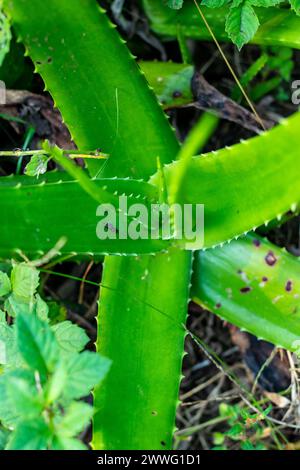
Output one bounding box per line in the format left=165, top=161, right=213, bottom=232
left=51, top=321, right=89, bottom=357
left=16, top=313, right=59, bottom=376
left=0, top=428, right=9, bottom=450
left=0, top=272, right=11, bottom=297
left=35, top=294, right=49, bottom=322
left=202, top=0, right=230, bottom=7
left=5, top=372, right=44, bottom=418
left=24, top=153, right=49, bottom=177
left=4, top=294, right=33, bottom=318
left=0, top=372, right=36, bottom=427
left=57, top=401, right=94, bottom=437
left=6, top=418, right=51, bottom=450
left=0, top=322, right=14, bottom=365
left=11, top=263, right=39, bottom=303
left=225, top=1, right=259, bottom=49
left=167, top=0, right=184, bottom=8
left=63, top=351, right=111, bottom=401
left=51, top=435, right=87, bottom=450
left=45, top=360, right=68, bottom=404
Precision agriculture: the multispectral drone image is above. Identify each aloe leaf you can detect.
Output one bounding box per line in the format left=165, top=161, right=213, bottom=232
left=2, top=112, right=300, bottom=255
left=192, top=234, right=300, bottom=352
left=94, top=250, right=192, bottom=450
left=140, top=61, right=194, bottom=108
left=143, top=1, right=300, bottom=49
left=3, top=0, right=179, bottom=179
left=3, top=0, right=192, bottom=450
left=0, top=173, right=171, bottom=256
left=151, top=112, right=300, bottom=249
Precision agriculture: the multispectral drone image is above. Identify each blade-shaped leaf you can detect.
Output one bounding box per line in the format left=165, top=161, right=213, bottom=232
left=192, top=234, right=300, bottom=352
left=3, top=0, right=193, bottom=452
left=151, top=112, right=300, bottom=249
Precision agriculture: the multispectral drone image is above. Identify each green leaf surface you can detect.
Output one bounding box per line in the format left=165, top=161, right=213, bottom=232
left=0, top=428, right=9, bottom=450
left=0, top=379, right=18, bottom=427
left=58, top=402, right=93, bottom=438
left=0, top=11, right=11, bottom=67
left=3, top=0, right=193, bottom=452
left=4, top=294, right=33, bottom=318
left=225, top=2, right=259, bottom=49
left=0, top=370, right=36, bottom=427
left=35, top=294, right=49, bottom=322
left=6, top=418, right=51, bottom=450
left=51, top=321, right=89, bottom=356
left=0, top=324, right=12, bottom=365
left=140, top=60, right=194, bottom=108
left=0, top=173, right=170, bottom=256
left=93, top=250, right=192, bottom=450
left=0, top=309, right=5, bottom=322
left=16, top=313, right=59, bottom=375
left=1, top=112, right=300, bottom=255
left=3, top=0, right=179, bottom=179
left=290, top=0, right=300, bottom=15
left=251, top=0, right=283, bottom=6
left=202, top=0, right=230, bottom=7
left=151, top=112, right=300, bottom=249
left=167, top=0, right=184, bottom=9
left=45, top=361, right=67, bottom=404
left=0, top=271, right=11, bottom=297
left=63, top=351, right=111, bottom=401
left=11, top=263, right=39, bottom=303
left=0, top=323, right=18, bottom=367
left=24, top=153, right=48, bottom=177
left=5, top=373, right=43, bottom=418
left=192, top=234, right=300, bottom=352
left=51, top=435, right=87, bottom=450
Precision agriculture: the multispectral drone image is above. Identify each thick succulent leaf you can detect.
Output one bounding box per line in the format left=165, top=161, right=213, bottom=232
left=192, top=234, right=300, bottom=352
left=151, top=112, right=300, bottom=249
left=0, top=173, right=169, bottom=256
left=3, top=0, right=192, bottom=450
left=3, top=0, right=179, bottom=179
left=140, top=61, right=194, bottom=108
left=143, top=1, right=300, bottom=49
left=94, top=250, right=192, bottom=450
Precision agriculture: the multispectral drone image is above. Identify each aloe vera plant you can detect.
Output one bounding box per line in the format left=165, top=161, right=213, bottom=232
left=1, top=0, right=300, bottom=451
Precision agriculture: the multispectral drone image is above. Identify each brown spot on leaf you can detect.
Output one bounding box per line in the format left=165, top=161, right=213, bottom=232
left=172, top=90, right=182, bottom=98
left=253, top=239, right=261, bottom=247
left=265, top=251, right=277, bottom=267
left=285, top=280, right=293, bottom=292
left=240, top=286, right=252, bottom=294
